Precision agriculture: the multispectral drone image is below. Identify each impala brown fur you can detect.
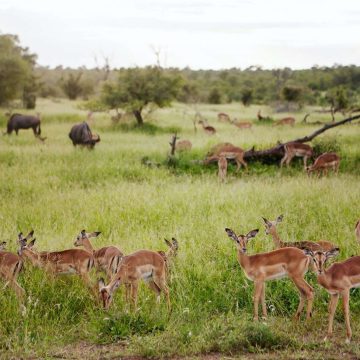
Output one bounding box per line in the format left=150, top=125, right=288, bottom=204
left=225, top=227, right=313, bottom=321
left=280, top=142, right=313, bottom=169
left=306, top=152, right=340, bottom=177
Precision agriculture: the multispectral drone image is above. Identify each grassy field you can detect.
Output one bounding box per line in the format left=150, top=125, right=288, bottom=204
left=0, top=99, right=360, bottom=359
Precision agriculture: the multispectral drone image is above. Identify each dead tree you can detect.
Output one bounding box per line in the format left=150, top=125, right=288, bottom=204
left=169, top=133, right=178, bottom=156
left=243, top=114, right=360, bottom=163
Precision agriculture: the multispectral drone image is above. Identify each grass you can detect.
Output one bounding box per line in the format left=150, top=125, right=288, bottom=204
left=0, top=99, right=360, bottom=358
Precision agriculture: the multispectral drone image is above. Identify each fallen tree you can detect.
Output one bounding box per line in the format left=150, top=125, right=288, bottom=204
left=241, top=114, right=360, bottom=163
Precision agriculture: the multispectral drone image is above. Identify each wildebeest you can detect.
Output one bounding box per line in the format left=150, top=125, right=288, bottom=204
left=69, top=122, right=100, bottom=149
left=4, top=113, right=45, bottom=140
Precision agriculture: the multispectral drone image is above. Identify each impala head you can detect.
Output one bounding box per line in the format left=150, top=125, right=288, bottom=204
left=262, top=215, right=283, bottom=235
left=225, top=228, right=259, bottom=253
left=98, top=277, right=120, bottom=309
left=164, top=237, right=179, bottom=256
left=0, top=241, right=6, bottom=250
left=17, top=235, right=37, bottom=257
left=304, top=248, right=340, bottom=275
left=74, top=229, right=101, bottom=247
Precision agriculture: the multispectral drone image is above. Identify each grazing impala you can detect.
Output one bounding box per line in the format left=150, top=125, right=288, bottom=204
left=0, top=241, right=24, bottom=299
left=218, top=112, right=230, bottom=122
left=231, top=120, right=252, bottom=129
left=98, top=250, right=170, bottom=310
left=73, top=230, right=124, bottom=280
left=225, top=228, right=313, bottom=321
left=262, top=215, right=339, bottom=252
left=280, top=142, right=313, bottom=169
left=306, top=249, right=359, bottom=343
left=18, top=231, right=96, bottom=294
left=217, top=154, right=227, bottom=182
left=306, top=152, right=340, bottom=177
left=175, top=140, right=192, bottom=152
left=198, top=120, right=216, bottom=135
left=274, top=117, right=295, bottom=127
left=204, top=143, right=247, bottom=172
left=355, top=220, right=360, bottom=243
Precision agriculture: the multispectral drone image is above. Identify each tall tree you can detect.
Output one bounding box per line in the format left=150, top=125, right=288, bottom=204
left=102, top=66, right=181, bottom=125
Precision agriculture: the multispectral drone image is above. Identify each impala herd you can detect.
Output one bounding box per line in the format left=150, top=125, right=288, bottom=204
left=1, top=216, right=359, bottom=343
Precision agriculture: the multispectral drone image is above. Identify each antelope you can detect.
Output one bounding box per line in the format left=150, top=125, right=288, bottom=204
left=262, top=215, right=339, bottom=252
left=18, top=231, right=97, bottom=295
left=73, top=230, right=124, bottom=280
left=231, top=119, right=252, bottom=129
left=257, top=110, right=264, bottom=121
left=273, top=117, right=295, bottom=126
left=217, top=112, right=230, bottom=122
left=218, top=154, right=227, bottom=182
left=158, top=238, right=179, bottom=279
left=355, top=220, right=360, bottom=243
left=225, top=228, right=314, bottom=321
left=98, top=250, right=170, bottom=311
left=280, top=142, right=313, bottom=169
left=0, top=242, right=24, bottom=299
left=198, top=120, right=216, bottom=135
left=306, top=152, right=340, bottom=177
left=204, top=143, right=247, bottom=172
left=176, top=140, right=192, bottom=152
left=305, top=248, right=360, bottom=343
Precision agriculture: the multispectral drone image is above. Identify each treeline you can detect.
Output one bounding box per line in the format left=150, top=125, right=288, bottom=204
left=1, top=33, right=360, bottom=113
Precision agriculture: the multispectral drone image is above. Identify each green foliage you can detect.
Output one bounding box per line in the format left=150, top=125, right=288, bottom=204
left=0, top=34, right=37, bottom=106
left=59, top=73, right=85, bottom=100
left=281, top=85, right=303, bottom=104
left=102, top=66, right=181, bottom=125
left=312, top=136, right=342, bottom=156
left=325, top=86, right=351, bottom=112
left=208, top=87, right=222, bottom=104
left=241, top=87, right=253, bottom=106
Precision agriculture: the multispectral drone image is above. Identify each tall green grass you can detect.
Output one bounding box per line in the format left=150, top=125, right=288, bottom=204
left=0, top=100, right=360, bottom=358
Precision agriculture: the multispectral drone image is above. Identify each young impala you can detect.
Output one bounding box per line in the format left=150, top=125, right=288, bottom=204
left=73, top=230, right=124, bottom=280
left=306, top=152, right=340, bottom=177
left=273, top=117, right=295, bottom=126
left=0, top=240, right=24, bottom=299
left=18, top=231, right=97, bottom=295
left=306, top=249, right=359, bottom=343
left=98, top=250, right=170, bottom=311
left=204, top=143, right=247, bottom=172
left=262, top=215, right=339, bottom=252
left=225, top=227, right=313, bottom=321
left=198, top=120, right=216, bottom=135
left=280, top=142, right=313, bottom=169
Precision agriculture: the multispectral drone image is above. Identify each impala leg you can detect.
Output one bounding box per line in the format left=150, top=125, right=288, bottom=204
left=261, top=282, right=267, bottom=319
left=130, top=281, right=139, bottom=311
left=11, top=280, right=25, bottom=300
left=325, top=293, right=339, bottom=341
left=154, top=276, right=171, bottom=311
left=291, top=276, right=313, bottom=320
left=342, top=290, right=352, bottom=343
left=253, top=281, right=263, bottom=321
left=286, top=154, right=294, bottom=167
left=303, top=156, right=308, bottom=170
left=147, top=280, right=161, bottom=303
left=280, top=154, right=287, bottom=168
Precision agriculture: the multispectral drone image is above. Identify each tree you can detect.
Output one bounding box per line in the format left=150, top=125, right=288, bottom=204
left=240, top=88, right=253, bottom=106
left=0, top=34, right=37, bottom=106
left=281, top=85, right=303, bottom=105
left=59, top=73, right=84, bottom=100
left=208, top=88, right=222, bottom=104
left=102, top=66, right=181, bottom=125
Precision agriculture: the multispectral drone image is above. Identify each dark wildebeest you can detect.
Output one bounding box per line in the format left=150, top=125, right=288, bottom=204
left=69, top=122, right=100, bottom=149
left=5, top=113, right=45, bottom=140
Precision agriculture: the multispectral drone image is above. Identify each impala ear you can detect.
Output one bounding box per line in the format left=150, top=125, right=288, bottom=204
left=225, top=228, right=239, bottom=242
left=262, top=217, right=272, bottom=226
left=172, top=238, right=179, bottom=249
left=90, top=231, right=101, bottom=238
left=164, top=238, right=172, bottom=248
left=27, top=238, right=36, bottom=248
left=246, top=229, right=259, bottom=239
left=325, top=248, right=340, bottom=260
left=303, top=249, right=314, bottom=257
left=276, top=215, right=284, bottom=223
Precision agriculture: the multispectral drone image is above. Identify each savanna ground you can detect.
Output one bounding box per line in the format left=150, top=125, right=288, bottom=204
left=0, top=99, right=360, bottom=359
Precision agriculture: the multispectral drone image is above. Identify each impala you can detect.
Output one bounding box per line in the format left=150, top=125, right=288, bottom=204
left=217, top=154, right=227, bottom=182
left=306, top=152, right=340, bottom=177
left=217, top=112, right=230, bottom=122
left=280, top=142, right=313, bottom=169
left=231, top=120, right=252, bottom=129
left=198, top=120, right=216, bottom=135
left=306, top=249, right=359, bottom=343
left=204, top=143, right=247, bottom=172
left=225, top=227, right=313, bottom=321
left=98, top=250, right=170, bottom=310
left=73, top=230, right=124, bottom=280
left=18, top=231, right=96, bottom=294
left=0, top=241, right=24, bottom=299
left=158, top=238, right=179, bottom=279
left=355, top=220, right=360, bottom=243
left=274, top=117, right=295, bottom=126
left=262, top=215, right=339, bottom=252
left=175, top=140, right=192, bottom=152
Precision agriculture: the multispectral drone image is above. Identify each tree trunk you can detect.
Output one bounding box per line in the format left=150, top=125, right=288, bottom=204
left=243, top=114, right=360, bottom=163
left=133, top=110, right=144, bottom=125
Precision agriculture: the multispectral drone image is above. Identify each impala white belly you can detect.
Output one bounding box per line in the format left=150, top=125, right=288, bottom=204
left=266, top=271, right=287, bottom=281
left=352, top=282, right=360, bottom=288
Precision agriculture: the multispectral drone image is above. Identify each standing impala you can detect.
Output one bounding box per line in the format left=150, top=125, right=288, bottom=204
left=225, top=227, right=314, bottom=321
left=198, top=120, right=216, bottom=135
left=0, top=240, right=24, bottom=299
left=73, top=230, right=124, bottom=280
left=306, top=249, right=359, bottom=343
left=262, top=215, right=339, bottom=252
left=306, top=152, right=340, bottom=177
left=18, top=231, right=97, bottom=295
left=280, top=142, right=313, bottom=169
left=273, top=117, right=295, bottom=127
left=99, top=250, right=170, bottom=311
